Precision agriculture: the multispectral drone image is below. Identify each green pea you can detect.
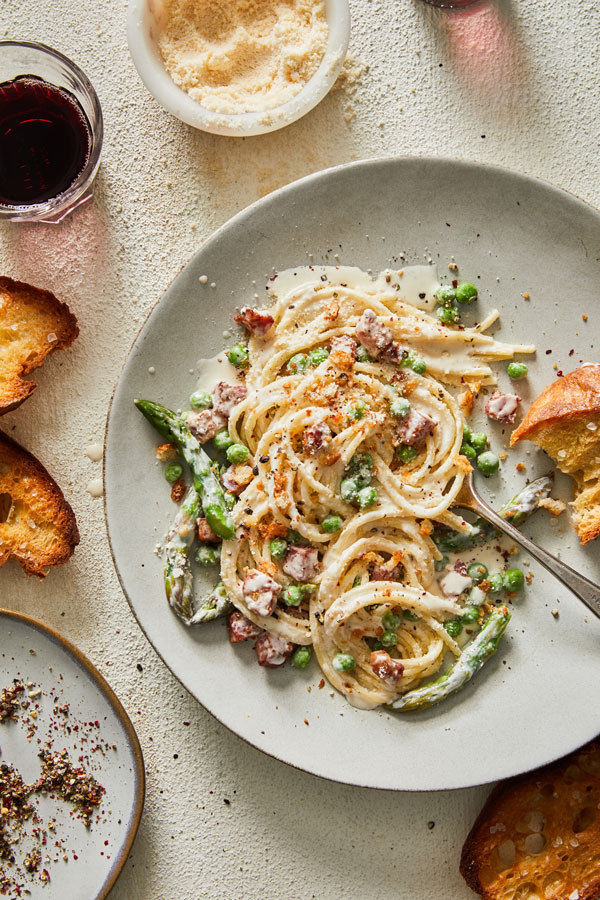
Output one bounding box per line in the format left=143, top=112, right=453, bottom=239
left=390, top=396, right=411, bottom=418
left=503, top=568, right=525, bottom=591
left=340, top=477, right=359, bottom=502
left=461, top=605, right=480, bottom=624
left=477, top=451, right=500, bottom=477
left=282, top=585, right=303, bottom=606
left=396, top=445, right=418, bottom=464
left=347, top=452, right=373, bottom=488
left=301, top=584, right=317, bottom=597
left=380, top=630, right=397, bottom=648
left=356, top=486, right=377, bottom=509
left=507, top=361, right=528, bottom=380
left=332, top=653, right=356, bottom=673
left=437, top=304, right=460, bottom=326
left=352, top=575, right=362, bottom=588
left=227, top=344, right=249, bottom=368
left=322, top=514, right=343, bottom=534
left=382, top=610, right=402, bottom=630
left=435, top=285, right=456, bottom=305
left=194, top=544, right=221, bottom=566
left=434, top=554, right=449, bottom=572
left=403, top=609, right=420, bottom=622
left=226, top=443, right=250, bottom=464
left=269, top=538, right=288, bottom=559
left=467, top=562, right=489, bottom=584
left=189, top=389, right=212, bottom=410
left=371, top=639, right=385, bottom=651
left=470, top=432, right=488, bottom=453
left=286, top=353, right=308, bottom=374
left=487, top=573, right=504, bottom=594
left=287, top=529, right=303, bottom=545
left=460, top=442, right=477, bottom=462
left=291, top=646, right=312, bottom=669
left=463, top=424, right=472, bottom=442
left=164, top=462, right=183, bottom=483
left=356, top=345, right=372, bottom=362
left=400, top=353, right=426, bottom=374
left=455, top=282, right=478, bottom=304
left=308, top=347, right=329, bottom=366
left=444, top=619, right=463, bottom=638
left=213, top=429, right=234, bottom=451
left=347, top=401, right=366, bottom=421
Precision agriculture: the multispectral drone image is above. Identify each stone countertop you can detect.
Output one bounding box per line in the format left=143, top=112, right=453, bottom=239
left=1, top=0, right=598, bottom=897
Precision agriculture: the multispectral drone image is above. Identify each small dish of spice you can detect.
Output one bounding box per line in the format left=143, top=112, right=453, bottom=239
left=128, top=0, right=350, bottom=135
left=0, top=609, right=144, bottom=898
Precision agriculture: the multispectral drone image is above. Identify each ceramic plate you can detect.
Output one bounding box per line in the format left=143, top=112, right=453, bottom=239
left=105, top=157, right=600, bottom=791
left=0, top=609, right=144, bottom=897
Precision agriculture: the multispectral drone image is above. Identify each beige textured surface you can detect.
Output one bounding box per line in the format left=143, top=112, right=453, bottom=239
left=1, top=0, right=599, bottom=896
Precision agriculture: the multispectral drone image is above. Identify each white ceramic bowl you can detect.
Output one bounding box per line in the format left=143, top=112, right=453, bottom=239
left=127, top=0, right=350, bottom=137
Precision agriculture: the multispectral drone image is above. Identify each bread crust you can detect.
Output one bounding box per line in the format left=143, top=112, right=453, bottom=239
left=0, top=277, right=79, bottom=415
left=460, top=739, right=600, bottom=900
left=511, top=364, right=600, bottom=445
left=0, top=430, right=80, bottom=576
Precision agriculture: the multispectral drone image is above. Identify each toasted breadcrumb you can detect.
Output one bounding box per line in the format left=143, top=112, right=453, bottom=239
left=539, top=497, right=567, bottom=516
left=156, top=442, right=179, bottom=462
left=170, top=477, right=186, bottom=503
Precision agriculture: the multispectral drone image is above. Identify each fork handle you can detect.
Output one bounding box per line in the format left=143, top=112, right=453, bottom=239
left=471, top=497, right=600, bottom=620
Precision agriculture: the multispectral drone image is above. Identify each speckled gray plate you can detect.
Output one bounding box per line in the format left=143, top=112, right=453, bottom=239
left=0, top=609, right=144, bottom=897
left=105, top=157, right=600, bottom=791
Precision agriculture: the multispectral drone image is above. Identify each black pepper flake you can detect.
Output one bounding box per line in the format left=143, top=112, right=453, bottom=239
left=136, top=663, right=143, bottom=672
left=259, top=456, right=269, bottom=464
left=427, top=821, right=435, bottom=830
left=545, top=349, right=552, bottom=355
left=223, top=798, right=231, bottom=805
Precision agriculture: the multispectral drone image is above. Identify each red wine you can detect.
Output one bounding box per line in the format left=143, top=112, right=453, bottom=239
left=0, top=75, right=91, bottom=207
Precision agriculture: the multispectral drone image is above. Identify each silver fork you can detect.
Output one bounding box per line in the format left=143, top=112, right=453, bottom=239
left=456, top=473, right=600, bottom=620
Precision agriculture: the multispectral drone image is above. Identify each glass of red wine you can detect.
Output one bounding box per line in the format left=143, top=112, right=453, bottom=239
left=0, top=42, right=103, bottom=223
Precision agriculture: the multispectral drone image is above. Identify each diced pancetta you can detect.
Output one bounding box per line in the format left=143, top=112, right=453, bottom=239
left=227, top=611, right=262, bottom=643
left=485, top=391, right=521, bottom=424
left=282, top=546, right=320, bottom=583
left=243, top=568, right=281, bottom=617
left=254, top=632, right=294, bottom=668
left=330, top=334, right=357, bottom=370
left=186, top=409, right=227, bottom=443
left=395, top=409, right=437, bottom=447
left=197, top=518, right=220, bottom=543
left=371, top=553, right=404, bottom=582
left=234, top=306, right=274, bottom=337
left=222, top=464, right=254, bottom=495
left=440, top=560, right=473, bottom=597
left=212, top=382, right=248, bottom=417
left=302, top=422, right=332, bottom=455
left=370, top=650, right=404, bottom=686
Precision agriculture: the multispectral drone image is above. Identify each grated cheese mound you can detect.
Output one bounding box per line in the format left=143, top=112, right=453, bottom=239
left=158, top=0, right=328, bottom=114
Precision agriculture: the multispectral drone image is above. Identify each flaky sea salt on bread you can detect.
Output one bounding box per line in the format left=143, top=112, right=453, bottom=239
left=460, top=739, right=600, bottom=900
left=0, top=431, right=79, bottom=576
left=0, top=277, right=78, bottom=415
left=510, top=364, right=600, bottom=544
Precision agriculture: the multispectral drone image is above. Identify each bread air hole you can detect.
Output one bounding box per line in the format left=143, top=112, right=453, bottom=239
left=572, top=804, right=596, bottom=833
left=0, top=492, right=12, bottom=523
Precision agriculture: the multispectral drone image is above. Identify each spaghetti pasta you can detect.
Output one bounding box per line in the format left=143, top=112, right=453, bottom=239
left=218, top=265, right=533, bottom=708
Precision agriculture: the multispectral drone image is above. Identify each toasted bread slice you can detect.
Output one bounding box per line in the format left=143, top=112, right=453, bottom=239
left=0, top=277, right=78, bottom=415
left=461, top=740, right=600, bottom=900
left=511, top=365, right=600, bottom=543
left=0, top=431, right=79, bottom=576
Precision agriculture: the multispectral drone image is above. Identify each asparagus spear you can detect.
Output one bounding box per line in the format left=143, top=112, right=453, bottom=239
left=164, top=486, right=232, bottom=626
left=135, top=399, right=235, bottom=540
left=189, top=582, right=232, bottom=625
left=164, top=486, right=202, bottom=624
left=432, top=474, right=554, bottom=553
left=387, top=606, right=511, bottom=712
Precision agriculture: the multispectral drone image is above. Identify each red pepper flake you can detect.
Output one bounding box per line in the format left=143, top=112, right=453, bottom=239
left=582, top=313, right=588, bottom=321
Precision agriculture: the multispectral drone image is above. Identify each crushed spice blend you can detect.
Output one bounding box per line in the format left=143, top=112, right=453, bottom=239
left=0, top=677, right=111, bottom=895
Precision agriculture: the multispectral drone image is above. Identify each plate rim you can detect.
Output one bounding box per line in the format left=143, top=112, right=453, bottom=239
left=0, top=606, right=146, bottom=897
left=103, top=154, right=600, bottom=792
